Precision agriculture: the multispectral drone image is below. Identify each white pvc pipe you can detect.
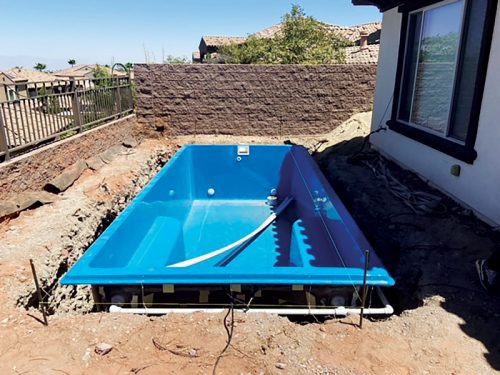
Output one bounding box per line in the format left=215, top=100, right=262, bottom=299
left=108, top=288, right=394, bottom=316
left=167, top=197, right=293, bottom=268
left=109, top=304, right=393, bottom=316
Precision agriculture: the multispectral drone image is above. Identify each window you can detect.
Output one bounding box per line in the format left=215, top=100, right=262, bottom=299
left=8, top=89, right=18, bottom=102
left=389, top=0, right=497, bottom=163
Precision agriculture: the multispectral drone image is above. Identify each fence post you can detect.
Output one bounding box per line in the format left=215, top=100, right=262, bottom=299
left=71, top=89, right=83, bottom=132
left=0, top=106, right=10, bottom=161
left=116, top=83, right=122, bottom=116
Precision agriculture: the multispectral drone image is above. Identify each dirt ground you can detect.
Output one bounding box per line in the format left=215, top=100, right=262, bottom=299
left=0, top=113, right=499, bottom=374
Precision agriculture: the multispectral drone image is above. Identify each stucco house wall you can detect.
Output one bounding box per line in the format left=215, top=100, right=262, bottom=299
left=370, top=5, right=500, bottom=225
left=0, top=73, right=22, bottom=102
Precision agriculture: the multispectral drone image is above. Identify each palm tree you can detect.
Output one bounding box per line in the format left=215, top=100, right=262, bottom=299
left=68, top=59, right=76, bottom=67
left=34, top=63, right=46, bottom=71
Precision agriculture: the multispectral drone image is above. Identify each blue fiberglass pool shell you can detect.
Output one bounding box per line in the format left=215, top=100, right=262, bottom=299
left=61, top=144, right=395, bottom=287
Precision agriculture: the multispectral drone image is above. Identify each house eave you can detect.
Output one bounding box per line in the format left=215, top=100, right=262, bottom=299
left=351, top=0, right=405, bottom=11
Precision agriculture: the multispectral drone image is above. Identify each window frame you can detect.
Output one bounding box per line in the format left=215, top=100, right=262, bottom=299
left=387, top=0, right=498, bottom=164
left=397, top=0, right=466, bottom=139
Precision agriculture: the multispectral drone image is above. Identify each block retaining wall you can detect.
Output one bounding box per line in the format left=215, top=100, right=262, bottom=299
left=134, top=64, right=377, bottom=136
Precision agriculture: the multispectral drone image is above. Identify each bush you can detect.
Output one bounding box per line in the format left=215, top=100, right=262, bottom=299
left=37, top=87, right=62, bottom=115
left=93, top=65, right=113, bottom=88
left=164, top=55, right=190, bottom=64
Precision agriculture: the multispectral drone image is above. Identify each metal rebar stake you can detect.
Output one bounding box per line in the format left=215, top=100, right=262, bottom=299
left=29, top=259, right=48, bottom=326
left=359, top=249, right=370, bottom=329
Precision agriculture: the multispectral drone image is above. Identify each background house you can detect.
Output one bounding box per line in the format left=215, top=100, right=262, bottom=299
left=196, top=21, right=382, bottom=64
left=354, top=0, right=500, bottom=225
left=198, top=36, right=247, bottom=62
left=192, top=51, right=202, bottom=63
left=54, top=64, right=128, bottom=80
left=0, top=68, right=68, bottom=102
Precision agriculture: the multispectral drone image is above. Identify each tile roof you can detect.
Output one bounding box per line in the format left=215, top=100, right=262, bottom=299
left=201, top=36, right=247, bottom=47
left=1, top=68, right=63, bottom=83
left=330, top=22, right=381, bottom=43
left=344, top=44, right=380, bottom=64
left=252, top=21, right=382, bottom=44
left=54, top=64, right=127, bottom=78
left=54, top=64, right=94, bottom=78
left=252, top=24, right=282, bottom=39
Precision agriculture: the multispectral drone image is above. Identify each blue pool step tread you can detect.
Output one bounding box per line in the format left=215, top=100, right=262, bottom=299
left=208, top=223, right=280, bottom=269
left=128, top=216, right=184, bottom=268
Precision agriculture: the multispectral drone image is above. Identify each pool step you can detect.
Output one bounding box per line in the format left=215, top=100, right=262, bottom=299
left=128, top=216, right=184, bottom=268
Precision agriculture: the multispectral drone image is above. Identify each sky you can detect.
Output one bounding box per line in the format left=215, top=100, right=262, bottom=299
left=0, top=0, right=381, bottom=71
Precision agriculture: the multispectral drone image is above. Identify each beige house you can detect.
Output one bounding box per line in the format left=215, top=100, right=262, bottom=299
left=54, top=64, right=128, bottom=80
left=198, top=36, right=248, bottom=61
left=0, top=68, right=67, bottom=102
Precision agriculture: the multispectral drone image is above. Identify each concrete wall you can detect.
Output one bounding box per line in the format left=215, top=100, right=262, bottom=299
left=371, top=6, right=500, bottom=225
left=134, top=64, right=376, bottom=136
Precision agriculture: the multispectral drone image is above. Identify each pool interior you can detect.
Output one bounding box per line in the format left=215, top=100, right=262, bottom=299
left=62, top=145, right=394, bottom=290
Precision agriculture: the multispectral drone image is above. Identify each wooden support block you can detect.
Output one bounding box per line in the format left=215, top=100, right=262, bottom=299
left=230, top=284, right=241, bottom=293
left=144, top=293, right=154, bottom=307
left=199, top=290, right=210, bottom=303
left=131, top=295, right=139, bottom=308
left=162, top=284, right=175, bottom=293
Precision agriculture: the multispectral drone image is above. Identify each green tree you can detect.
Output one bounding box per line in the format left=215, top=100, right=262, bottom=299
left=92, top=64, right=111, bottom=79
left=68, top=59, right=76, bottom=67
left=220, top=5, right=351, bottom=64
left=92, top=64, right=113, bottom=88
left=420, top=32, right=460, bottom=63
left=34, top=63, right=47, bottom=71
left=164, top=55, right=190, bottom=64
left=124, top=62, right=134, bottom=71
left=90, top=65, right=114, bottom=121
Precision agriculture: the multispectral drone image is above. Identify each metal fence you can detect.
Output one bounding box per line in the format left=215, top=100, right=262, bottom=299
left=0, top=77, right=134, bottom=161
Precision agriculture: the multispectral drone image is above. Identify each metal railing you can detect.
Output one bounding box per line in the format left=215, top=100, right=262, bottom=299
left=0, top=77, right=133, bottom=161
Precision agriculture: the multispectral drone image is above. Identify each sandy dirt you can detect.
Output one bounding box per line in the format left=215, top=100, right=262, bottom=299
left=0, top=113, right=499, bottom=374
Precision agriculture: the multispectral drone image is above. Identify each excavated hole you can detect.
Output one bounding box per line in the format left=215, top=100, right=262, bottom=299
left=18, top=149, right=172, bottom=316
left=20, top=144, right=393, bottom=319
